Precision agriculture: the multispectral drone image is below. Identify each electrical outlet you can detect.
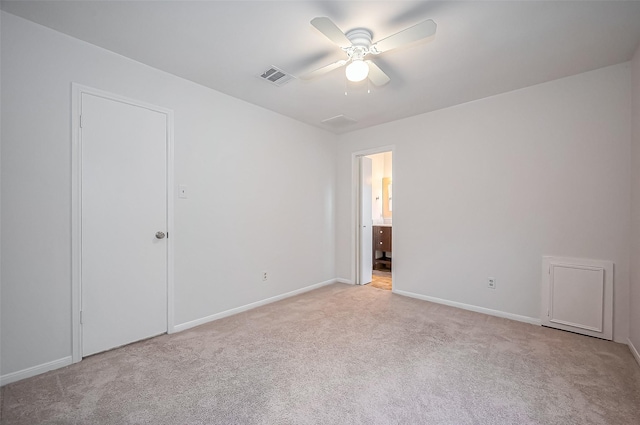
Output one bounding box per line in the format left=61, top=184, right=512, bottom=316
left=488, top=277, right=496, bottom=289
left=262, top=271, right=268, bottom=282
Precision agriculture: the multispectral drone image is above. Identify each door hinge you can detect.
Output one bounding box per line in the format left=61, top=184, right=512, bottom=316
left=80, top=310, right=83, bottom=324
left=80, top=115, right=83, bottom=128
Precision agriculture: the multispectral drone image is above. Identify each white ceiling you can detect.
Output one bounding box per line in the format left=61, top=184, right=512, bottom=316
left=3, top=0, right=640, bottom=134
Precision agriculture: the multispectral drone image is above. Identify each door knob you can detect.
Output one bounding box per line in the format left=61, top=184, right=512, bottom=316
left=155, top=231, right=166, bottom=239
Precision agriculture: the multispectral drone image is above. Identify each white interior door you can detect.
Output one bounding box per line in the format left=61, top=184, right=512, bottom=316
left=359, top=157, right=373, bottom=284
left=541, top=257, right=613, bottom=340
left=81, top=93, right=168, bottom=356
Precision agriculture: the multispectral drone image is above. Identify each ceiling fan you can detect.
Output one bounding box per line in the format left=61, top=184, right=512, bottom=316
left=303, top=17, right=437, bottom=86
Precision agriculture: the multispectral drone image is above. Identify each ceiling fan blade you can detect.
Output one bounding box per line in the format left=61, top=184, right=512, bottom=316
left=311, top=17, right=352, bottom=48
left=300, top=60, right=348, bottom=80
left=372, top=19, right=437, bottom=53
left=366, top=61, right=391, bottom=86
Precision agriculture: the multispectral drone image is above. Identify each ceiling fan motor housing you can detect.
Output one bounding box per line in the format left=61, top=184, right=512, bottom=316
left=345, top=28, right=373, bottom=47
left=344, top=28, right=374, bottom=60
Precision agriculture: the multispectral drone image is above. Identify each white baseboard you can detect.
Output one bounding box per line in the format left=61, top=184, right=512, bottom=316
left=393, top=289, right=541, bottom=326
left=173, top=278, right=337, bottom=333
left=629, top=338, right=640, bottom=367
left=336, top=278, right=354, bottom=284
left=1, top=356, right=72, bottom=386
left=1, top=279, right=338, bottom=386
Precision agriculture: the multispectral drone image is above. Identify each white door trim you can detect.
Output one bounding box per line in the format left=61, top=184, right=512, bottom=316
left=71, top=83, right=175, bottom=363
left=358, top=156, right=373, bottom=285
left=351, top=145, right=395, bottom=286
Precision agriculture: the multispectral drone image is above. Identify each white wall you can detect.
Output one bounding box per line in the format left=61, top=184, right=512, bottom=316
left=367, top=152, right=393, bottom=224
left=630, top=42, right=640, bottom=358
left=336, top=63, right=632, bottom=343
left=1, top=12, right=336, bottom=378
left=383, top=152, right=392, bottom=182
left=382, top=151, right=393, bottom=223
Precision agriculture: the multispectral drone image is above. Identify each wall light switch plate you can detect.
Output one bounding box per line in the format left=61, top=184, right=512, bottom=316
left=178, top=185, right=188, bottom=199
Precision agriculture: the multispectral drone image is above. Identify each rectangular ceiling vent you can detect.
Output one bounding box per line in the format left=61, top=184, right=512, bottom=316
left=321, top=115, right=358, bottom=128
left=258, top=66, right=294, bottom=87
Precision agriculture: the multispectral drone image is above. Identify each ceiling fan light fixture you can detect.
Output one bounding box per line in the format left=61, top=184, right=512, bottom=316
left=346, top=59, right=369, bottom=82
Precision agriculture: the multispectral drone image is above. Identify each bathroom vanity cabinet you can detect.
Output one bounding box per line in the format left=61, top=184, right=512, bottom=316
left=373, top=225, right=392, bottom=270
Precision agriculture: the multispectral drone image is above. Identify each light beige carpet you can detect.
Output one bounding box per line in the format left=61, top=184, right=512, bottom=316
left=2, top=283, right=639, bottom=424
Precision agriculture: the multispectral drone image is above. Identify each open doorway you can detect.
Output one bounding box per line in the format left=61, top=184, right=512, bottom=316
left=358, top=150, right=393, bottom=290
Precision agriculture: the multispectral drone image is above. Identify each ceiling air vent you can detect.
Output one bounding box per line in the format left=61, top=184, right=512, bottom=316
left=258, top=66, right=294, bottom=87
left=321, top=115, right=357, bottom=128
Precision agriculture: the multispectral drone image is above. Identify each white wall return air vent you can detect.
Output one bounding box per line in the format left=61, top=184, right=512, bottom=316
left=258, top=66, right=294, bottom=87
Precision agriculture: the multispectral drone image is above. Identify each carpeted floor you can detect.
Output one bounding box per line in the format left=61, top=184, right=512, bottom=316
left=2, top=283, right=639, bottom=424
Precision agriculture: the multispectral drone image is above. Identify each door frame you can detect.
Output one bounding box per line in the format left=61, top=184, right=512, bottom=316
left=358, top=156, right=373, bottom=285
left=351, top=145, right=395, bottom=286
left=71, top=83, right=175, bottom=363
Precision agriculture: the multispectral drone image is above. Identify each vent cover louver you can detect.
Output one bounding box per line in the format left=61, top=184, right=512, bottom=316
left=321, top=115, right=357, bottom=128
left=258, top=66, right=294, bottom=86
